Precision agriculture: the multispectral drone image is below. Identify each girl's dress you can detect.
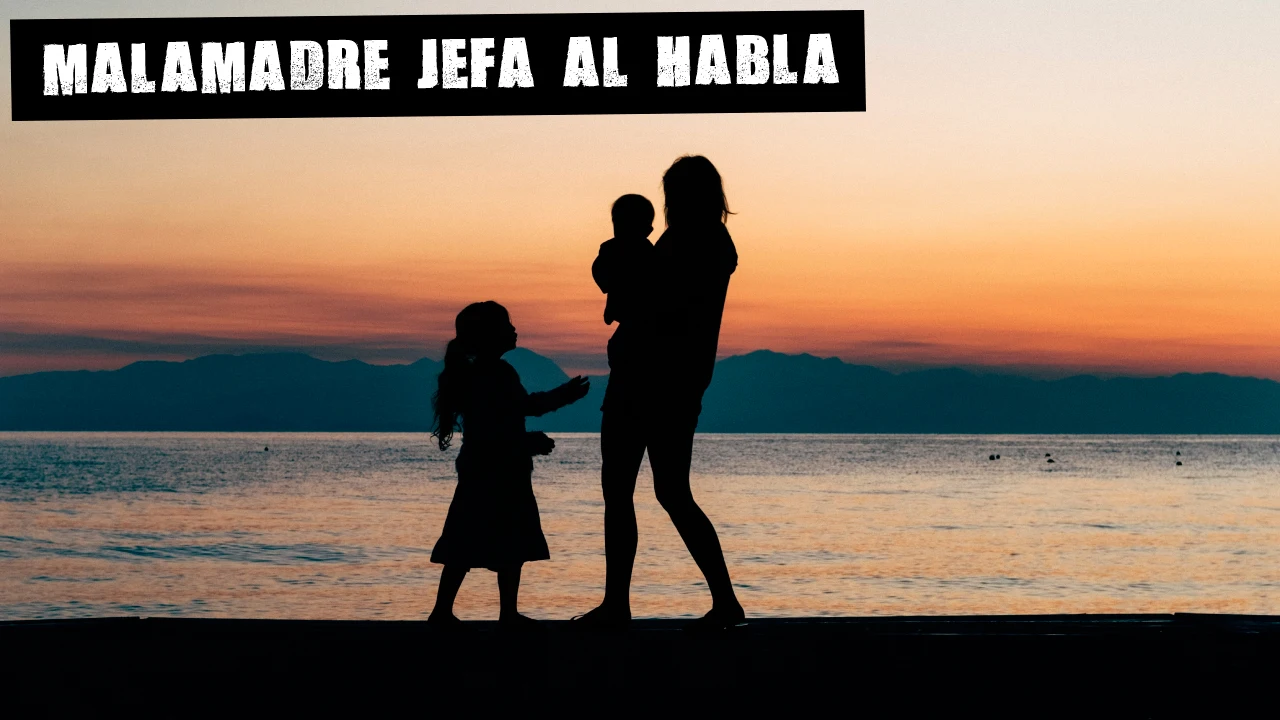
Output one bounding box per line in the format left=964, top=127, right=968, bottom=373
left=430, top=357, right=562, bottom=570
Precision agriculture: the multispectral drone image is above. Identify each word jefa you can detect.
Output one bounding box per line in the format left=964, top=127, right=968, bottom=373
left=42, top=34, right=841, bottom=96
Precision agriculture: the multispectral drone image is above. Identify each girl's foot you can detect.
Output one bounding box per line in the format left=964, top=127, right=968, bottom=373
left=569, top=604, right=631, bottom=630
left=427, top=611, right=468, bottom=631
left=498, top=613, right=544, bottom=632
left=683, top=604, right=746, bottom=632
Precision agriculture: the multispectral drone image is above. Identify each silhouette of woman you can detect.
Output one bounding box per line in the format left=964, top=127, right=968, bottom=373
left=578, top=156, right=745, bottom=629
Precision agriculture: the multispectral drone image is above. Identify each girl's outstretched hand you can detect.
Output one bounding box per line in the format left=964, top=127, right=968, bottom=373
left=557, top=376, right=590, bottom=404
left=525, top=431, right=555, bottom=456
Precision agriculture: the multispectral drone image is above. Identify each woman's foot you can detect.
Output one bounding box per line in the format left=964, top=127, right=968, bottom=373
left=498, top=613, right=544, bottom=632
left=683, top=604, right=746, bottom=632
left=569, top=603, right=631, bottom=630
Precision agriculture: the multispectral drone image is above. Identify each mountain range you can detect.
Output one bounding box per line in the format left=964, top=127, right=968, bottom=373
left=1, top=349, right=1278, bottom=433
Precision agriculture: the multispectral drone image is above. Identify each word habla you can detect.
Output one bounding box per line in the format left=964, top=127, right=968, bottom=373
left=650, top=34, right=838, bottom=88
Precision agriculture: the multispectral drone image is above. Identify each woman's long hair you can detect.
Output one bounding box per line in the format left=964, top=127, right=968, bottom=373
left=662, top=155, right=732, bottom=227
left=431, top=301, right=510, bottom=451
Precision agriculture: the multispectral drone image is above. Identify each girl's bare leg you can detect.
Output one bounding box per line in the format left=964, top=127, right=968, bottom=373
left=498, top=564, right=538, bottom=627
left=429, top=565, right=468, bottom=622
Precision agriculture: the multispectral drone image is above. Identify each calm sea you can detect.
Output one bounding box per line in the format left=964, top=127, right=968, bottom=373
left=1, top=432, right=1277, bottom=621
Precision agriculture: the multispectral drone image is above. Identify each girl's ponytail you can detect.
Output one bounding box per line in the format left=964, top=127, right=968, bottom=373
left=431, top=337, right=470, bottom=451
left=431, top=300, right=512, bottom=451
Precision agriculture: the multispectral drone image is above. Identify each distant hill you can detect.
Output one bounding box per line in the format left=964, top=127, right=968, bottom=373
left=0, top=348, right=598, bottom=432
left=1, top=349, right=1278, bottom=433
left=699, top=351, right=1280, bottom=433
left=0, top=353, right=440, bottom=431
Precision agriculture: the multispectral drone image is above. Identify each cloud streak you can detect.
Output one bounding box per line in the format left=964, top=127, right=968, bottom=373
left=5, top=261, right=1279, bottom=381
left=0, top=330, right=434, bottom=363
left=0, top=261, right=614, bottom=375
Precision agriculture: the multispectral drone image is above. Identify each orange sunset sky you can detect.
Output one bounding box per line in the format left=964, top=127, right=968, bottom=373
left=2, top=1, right=1278, bottom=379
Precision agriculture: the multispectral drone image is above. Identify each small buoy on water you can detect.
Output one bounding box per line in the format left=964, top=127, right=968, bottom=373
left=1045, top=453, right=1051, bottom=457
left=264, top=446, right=270, bottom=452
left=1176, top=461, right=1183, bottom=466
left=1176, top=451, right=1181, bottom=456
left=1047, top=458, right=1056, bottom=463
left=989, top=454, right=996, bottom=461
left=996, top=454, right=1001, bottom=459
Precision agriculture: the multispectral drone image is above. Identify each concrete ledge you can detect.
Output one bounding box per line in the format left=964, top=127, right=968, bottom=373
left=4, top=614, right=1277, bottom=711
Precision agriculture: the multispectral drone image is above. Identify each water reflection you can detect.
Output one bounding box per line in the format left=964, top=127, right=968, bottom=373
left=1, top=432, right=1277, bottom=620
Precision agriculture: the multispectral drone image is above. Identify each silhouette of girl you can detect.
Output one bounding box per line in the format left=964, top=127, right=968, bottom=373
left=578, top=156, right=745, bottom=630
left=427, top=301, right=589, bottom=628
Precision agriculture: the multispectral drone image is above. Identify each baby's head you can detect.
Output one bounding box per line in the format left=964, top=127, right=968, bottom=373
left=611, top=194, right=655, bottom=240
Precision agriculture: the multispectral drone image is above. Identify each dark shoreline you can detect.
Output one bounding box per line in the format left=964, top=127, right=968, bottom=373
left=5, top=614, right=1276, bottom=710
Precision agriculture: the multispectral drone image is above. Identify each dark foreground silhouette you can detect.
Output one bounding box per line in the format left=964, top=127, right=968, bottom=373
left=3, top=614, right=1277, bottom=711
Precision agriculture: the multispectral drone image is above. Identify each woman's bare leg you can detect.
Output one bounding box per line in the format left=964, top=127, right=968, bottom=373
left=649, top=425, right=742, bottom=617
left=598, top=412, right=647, bottom=616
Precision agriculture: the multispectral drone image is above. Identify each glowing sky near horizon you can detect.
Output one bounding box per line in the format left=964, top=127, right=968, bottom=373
left=2, top=1, right=1278, bottom=378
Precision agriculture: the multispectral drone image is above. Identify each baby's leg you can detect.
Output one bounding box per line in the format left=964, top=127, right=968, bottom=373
left=428, top=565, right=468, bottom=623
